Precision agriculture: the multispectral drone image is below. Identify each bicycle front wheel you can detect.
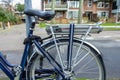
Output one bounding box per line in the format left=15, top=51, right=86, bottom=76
left=27, top=38, right=106, bottom=80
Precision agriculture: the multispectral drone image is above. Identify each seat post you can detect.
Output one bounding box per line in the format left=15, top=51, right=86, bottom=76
left=24, top=0, right=32, bottom=37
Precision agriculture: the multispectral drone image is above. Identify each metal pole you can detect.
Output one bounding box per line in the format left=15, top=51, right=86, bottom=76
left=78, top=0, right=83, bottom=24
left=116, top=0, right=120, bottom=23
left=116, top=6, right=119, bottom=23
left=24, top=0, right=32, bottom=36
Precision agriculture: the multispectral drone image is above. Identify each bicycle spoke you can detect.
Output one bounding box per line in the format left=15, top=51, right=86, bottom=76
left=27, top=39, right=105, bottom=80
left=73, top=50, right=91, bottom=68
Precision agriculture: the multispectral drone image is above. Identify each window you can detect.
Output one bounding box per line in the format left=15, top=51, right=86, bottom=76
left=69, top=1, right=79, bottom=8
left=68, top=11, right=78, bottom=19
left=88, top=0, right=92, bottom=7
left=105, top=3, right=109, bottom=8
left=97, top=2, right=104, bottom=8
left=56, top=0, right=61, bottom=4
left=97, top=11, right=109, bottom=17
left=56, top=12, right=63, bottom=18
left=97, top=2, right=109, bottom=8
left=101, top=12, right=106, bottom=17
left=48, top=0, right=51, bottom=3
left=112, top=1, right=117, bottom=9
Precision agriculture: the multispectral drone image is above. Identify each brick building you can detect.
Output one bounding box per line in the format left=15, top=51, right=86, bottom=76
left=42, top=0, right=117, bottom=23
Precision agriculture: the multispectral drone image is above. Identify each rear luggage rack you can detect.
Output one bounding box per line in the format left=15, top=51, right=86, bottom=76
left=46, top=24, right=103, bottom=35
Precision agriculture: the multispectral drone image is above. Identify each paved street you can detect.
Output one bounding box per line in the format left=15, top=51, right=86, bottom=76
left=0, top=24, right=120, bottom=78
left=89, top=40, right=120, bottom=78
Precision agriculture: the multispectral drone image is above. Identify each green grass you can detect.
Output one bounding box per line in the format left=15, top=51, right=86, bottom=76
left=0, top=78, right=9, bottom=80
left=101, top=23, right=120, bottom=26
left=100, top=22, right=120, bottom=31
left=103, top=27, right=120, bottom=31
left=39, top=22, right=48, bottom=28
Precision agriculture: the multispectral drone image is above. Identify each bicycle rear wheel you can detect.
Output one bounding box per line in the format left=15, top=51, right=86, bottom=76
left=27, top=38, right=106, bottom=80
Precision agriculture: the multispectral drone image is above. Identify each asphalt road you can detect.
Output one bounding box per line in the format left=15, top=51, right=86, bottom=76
left=0, top=24, right=120, bottom=78
left=89, top=40, right=120, bottom=78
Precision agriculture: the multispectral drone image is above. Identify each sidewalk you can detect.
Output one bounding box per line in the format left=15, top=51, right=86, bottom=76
left=0, top=24, right=47, bottom=51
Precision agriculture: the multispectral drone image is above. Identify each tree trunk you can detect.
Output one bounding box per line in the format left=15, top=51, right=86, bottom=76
left=78, top=0, right=83, bottom=24
left=7, top=22, right=10, bottom=28
left=0, top=22, right=2, bottom=28
left=109, top=0, right=113, bottom=18
left=2, top=22, right=5, bottom=30
left=51, top=0, right=55, bottom=24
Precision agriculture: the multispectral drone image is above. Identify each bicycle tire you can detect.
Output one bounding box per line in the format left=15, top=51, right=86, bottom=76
left=27, top=38, right=106, bottom=80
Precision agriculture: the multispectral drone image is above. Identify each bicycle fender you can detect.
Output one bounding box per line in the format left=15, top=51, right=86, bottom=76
left=42, top=38, right=102, bottom=56
left=81, top=40, right=102, bottom=55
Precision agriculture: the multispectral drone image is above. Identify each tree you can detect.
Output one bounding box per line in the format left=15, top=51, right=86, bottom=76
left=1, top=0, right=13, bottom=11
left=0, top=8, right=8, bottom=29
left=51, top=0, right=55, bottom=24
left=0, top=8, right=8, bottom=22
left=0, top=7, right=19, bottom=29
left=15, top=3, right=24, bottom=12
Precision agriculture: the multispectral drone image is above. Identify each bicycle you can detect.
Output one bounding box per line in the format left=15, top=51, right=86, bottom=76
left=0, top=8, right=106, bottom=80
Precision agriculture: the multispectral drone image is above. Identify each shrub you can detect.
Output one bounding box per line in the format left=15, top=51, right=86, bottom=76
left=83, top=17, right=88, bottom=23
left=99, top=17, right=108, bottom=23
left=0, top=8, right=8, bottom=22
left=39, top=22, right=47, bottom=28
left=0, top=7, right=21, bottom=25
left=92, top=17, right=99, bottom=22
left=107, top=17, right=116, bottom=23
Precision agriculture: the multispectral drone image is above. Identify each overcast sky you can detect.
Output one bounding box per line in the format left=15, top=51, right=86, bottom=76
left=0, top=0, right=41, bottom=9
left=13, top=0, right=41, bottom=9
left=14, top=0, right=24, bottom=4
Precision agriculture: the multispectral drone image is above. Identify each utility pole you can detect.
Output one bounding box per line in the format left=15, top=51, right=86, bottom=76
left=78, top=0, right=83, bottom=24
left=24, top=0, right=32, bottom=36
left=51, top=0, right=55, bottom=10
left=116, top=0, right=120, bottom=23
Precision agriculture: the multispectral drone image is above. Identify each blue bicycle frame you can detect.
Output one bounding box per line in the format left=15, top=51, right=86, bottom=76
left=0, top=22, right=75, bottom=80
left=0, top=22, right=35, bottom=80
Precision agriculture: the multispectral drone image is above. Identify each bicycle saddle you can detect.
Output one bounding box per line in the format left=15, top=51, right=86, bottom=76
left=24, top=9, right=55, bottom=20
